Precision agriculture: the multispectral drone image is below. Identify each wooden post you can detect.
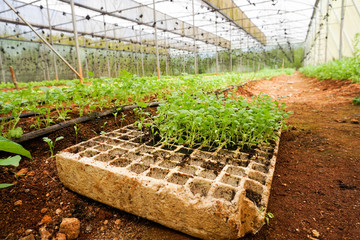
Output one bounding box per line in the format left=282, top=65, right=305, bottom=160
left=282, top=58, right=285, bottom=73
left=9, top=66, right=19, bottom=90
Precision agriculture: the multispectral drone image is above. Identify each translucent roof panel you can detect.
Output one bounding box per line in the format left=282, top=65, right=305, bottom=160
left=1, top=0, right=317, bottom=53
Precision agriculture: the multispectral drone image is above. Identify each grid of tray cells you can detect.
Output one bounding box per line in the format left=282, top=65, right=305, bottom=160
left=64, top=124, right=276, bottom=207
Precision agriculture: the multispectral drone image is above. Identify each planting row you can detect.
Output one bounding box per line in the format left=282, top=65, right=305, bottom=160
left=0, top=69, right=294, bottom=138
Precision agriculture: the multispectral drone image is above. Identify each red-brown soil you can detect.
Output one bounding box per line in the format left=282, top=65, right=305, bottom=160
left=1, top=73, right=360, bottom=240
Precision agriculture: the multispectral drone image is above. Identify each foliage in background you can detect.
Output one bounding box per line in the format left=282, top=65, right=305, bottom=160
left=153, top=91, right=290, bottom=150
left=0, top=136, right=32, bottom=189
left=299, top=33, right=360, bottom=83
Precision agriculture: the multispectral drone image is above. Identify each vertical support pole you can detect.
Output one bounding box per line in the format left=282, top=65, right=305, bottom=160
left=339, top=0, right=345, bottom=59
left=0, top=52, right=6, bottom=83
left=135, top=32, right=139, bottom=76
left=153, top=0, right=161, bottom=79
left=70, top=0, right=83, bottom=83
left=229, top=24, right=232, bottom=72
left=9, top=66, right=19, bottom=90
left=43, top=44, right=50, bottom=80
left=325, top=0, right=330, bottom=62
left=183, top=52, right=186, bottom=73
left=102, top=10, right=111, bottom=78
left=239, top=54, right=242, bottom=73
left=83, top=38, right=89, bottom=78
left=215, top=21, right=219, bottom=74
left=192, top=0, right=197, bottom=75
left=46, top=0, right=58, bottom=80
left=139, top=24, right=145, bottom=77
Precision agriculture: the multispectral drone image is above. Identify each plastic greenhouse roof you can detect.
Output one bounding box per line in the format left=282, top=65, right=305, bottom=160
left=0, top=0, right=317, bottom=54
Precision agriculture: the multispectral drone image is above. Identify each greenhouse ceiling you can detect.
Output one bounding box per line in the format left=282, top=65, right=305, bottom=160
left=0, top=0, right=317, bottom=54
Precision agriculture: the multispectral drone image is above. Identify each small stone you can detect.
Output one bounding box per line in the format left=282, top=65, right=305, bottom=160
left=27, top=171, right=35, bottom=176
left=41, top=215, right=52, bottom=224
left=55, top=209, right=62, bottom=215
left=103, top=220, right=108, bottom=225
left=59, top=218, right=80, bottom=240
left=14, top=200, right=23, bottom=206
left=19, top=234, right=35, bottom=240
left=16, top=168, right=28, bottom=176
left=312, top=229, right=320, bottom=238
left=41, top=208, right=48, bottom=214
left=85, top=225, right=92, bottom=234
left=24, top=229, right=34, bottom=235
left=350, top=119, right=359, bottom=124
left=39, top=226, right=51, bottom=240
left=114, top=219, right=121, bottom=225
left=6, top=233, right=16, bottom=240
left=46, top=193, right=50, bottom=197
left=24, top=189, right=30, bottom=193
left=100, top=226, right=105, bottom=231
left=55, top=233, right=66, bottom=240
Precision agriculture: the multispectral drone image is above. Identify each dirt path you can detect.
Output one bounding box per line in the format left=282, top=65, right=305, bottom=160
left=1, top=73, right=359, bottom=240
left=245, top=72, right=360, bottom=240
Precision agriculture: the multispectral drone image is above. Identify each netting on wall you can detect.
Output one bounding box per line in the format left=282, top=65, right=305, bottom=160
left=304, top=0, right=360, bottom=65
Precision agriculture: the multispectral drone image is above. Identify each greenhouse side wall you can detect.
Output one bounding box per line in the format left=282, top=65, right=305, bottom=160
left=304, top=0, right=360, bottom=65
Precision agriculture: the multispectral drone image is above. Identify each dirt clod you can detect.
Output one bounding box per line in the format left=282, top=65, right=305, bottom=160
left=59, top=218, right=80, bottom=240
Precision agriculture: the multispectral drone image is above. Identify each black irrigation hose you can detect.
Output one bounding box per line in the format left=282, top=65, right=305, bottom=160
left=0, top=107, right=74, bottom=121
left=12, top=102, right=161, bottom=143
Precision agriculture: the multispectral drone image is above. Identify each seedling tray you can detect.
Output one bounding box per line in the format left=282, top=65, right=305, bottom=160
left=56, top=124, right=280, bottom=239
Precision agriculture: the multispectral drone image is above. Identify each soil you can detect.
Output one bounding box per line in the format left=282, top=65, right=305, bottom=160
left=1, top=72, right=360, bottom=240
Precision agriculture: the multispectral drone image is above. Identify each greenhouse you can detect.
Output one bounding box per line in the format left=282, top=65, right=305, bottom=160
left=0, top=0, right=359, bottom=239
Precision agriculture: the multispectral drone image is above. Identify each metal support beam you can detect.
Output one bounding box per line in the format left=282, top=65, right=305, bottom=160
left=3, top=0, right=81, bottom=80
left=70, top=0, right=83, bottom=82
left=192, top=0, right=198, bottom=75
left=46, top=0, right=58, bottom=80
left=153, top=0, right=161, bottom=79
left=339, top=0, right=345, bottom=59
left=139, top=24, right=145, bottom=77
left=325, top=0, right=330, bottom=62
left=215, top=22, right=219, bottom=74
left=0, top=52, right=6, bottom=83
left=229, top=24, right=232, bottom=72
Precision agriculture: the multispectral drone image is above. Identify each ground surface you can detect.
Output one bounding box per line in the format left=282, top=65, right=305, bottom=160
left=1, top=73, right=359, bottom=240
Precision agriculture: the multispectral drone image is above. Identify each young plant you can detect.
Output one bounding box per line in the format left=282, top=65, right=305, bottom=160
left=0, top=136, right=32, bottom=189
left=134, top=102, right=150, bottom=142
left=258, top=207, right=274, bottom=225
left=43, top=136, right=64, bottom=157
left=74, top=124, right=80, bottom=143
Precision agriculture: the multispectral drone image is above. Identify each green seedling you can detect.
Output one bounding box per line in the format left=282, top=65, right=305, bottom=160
left=43, top=136, right=64, bottom=157
left=0, top=136, right=32, bottom=189
left=258, top=207, right=274, bottom=225
left=74, top=124, right=80, bottom=143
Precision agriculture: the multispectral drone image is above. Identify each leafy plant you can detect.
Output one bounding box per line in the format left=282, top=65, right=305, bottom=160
left=153, top=91, right=290, bottom=150
left=43, top=136, right=64, bottom=157
left=0, top=136, right=32, bottom=189
left=353, top=96, right=360, bottom=105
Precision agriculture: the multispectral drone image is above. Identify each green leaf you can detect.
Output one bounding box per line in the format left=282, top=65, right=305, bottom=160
left=0, top=136, right=32, bottom=159
left=137, top=102, right=149, bottom=108
left=0, top=155, right=21, bottom=167
left=0, top=183, right=14, bottom=189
